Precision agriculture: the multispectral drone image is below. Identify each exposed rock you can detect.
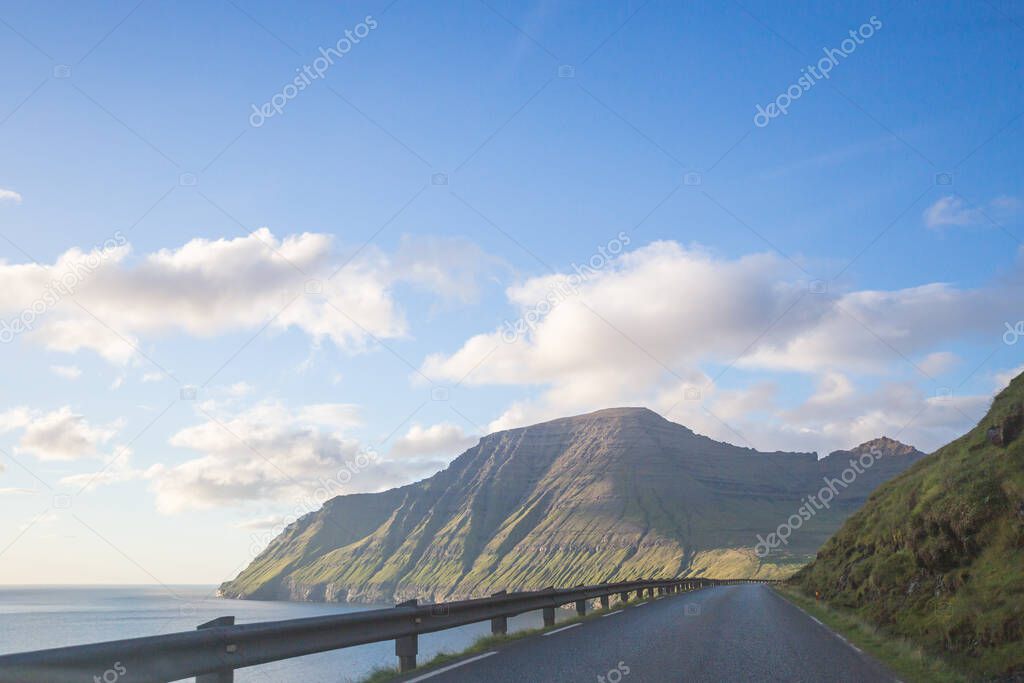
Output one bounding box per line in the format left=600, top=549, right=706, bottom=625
left=988, top=403, right=1023, bottom=447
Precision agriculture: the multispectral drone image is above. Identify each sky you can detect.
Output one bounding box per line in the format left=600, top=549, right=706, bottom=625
left=0, top=0, right=1022, bottom=584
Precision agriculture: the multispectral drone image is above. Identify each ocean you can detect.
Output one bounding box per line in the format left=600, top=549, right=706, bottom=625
left=0, top=585, right=567, bottom=682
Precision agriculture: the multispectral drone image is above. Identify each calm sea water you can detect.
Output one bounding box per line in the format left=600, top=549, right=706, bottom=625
left=0, top=585, right=570, bottom=682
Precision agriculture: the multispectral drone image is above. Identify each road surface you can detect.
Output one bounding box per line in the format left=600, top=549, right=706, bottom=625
left=400, top=584, right=896, bottom=683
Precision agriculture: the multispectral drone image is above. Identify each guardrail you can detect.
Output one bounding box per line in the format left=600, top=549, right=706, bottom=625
left=0, top=577, right=777, bottom=682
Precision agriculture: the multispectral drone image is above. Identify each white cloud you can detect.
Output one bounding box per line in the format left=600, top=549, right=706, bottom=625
left=924, top=194, right=1020, bottom=229
left=995, top=364, right=1024, bottom=391
left=0, top=188, right=22, bottom=204
left=141, top=372, right=164, bottom=383
left=391, top=423, right=477, bottom=458
left=427, top=240, right=1021, bottom=383
left=423, top=240, right=1020, bottom=452
left=924, top=195, right=982, bottom=227
left=50, top=364, right=82, bottom=380
left=918, top=351, right=959, bottom=376
left=0, top=487, right=36, bottom=495
left=295, top=403, right=362, bottom=428
left=991, top=195, right=1023, bottom=211
left=58, top=449, right=138, bottom=491
left=0, top=229, right=491, bottom=364
left=233, top=515, right=289, bottom=531
left=7, top=407, right=122, bottom=461
left=120, top=399, right=455, bottom=513
left=147, top=401, right=366, bottom=512
left=805, top=371, right=855, bottom=406
left=645, top=374, right=987, bottom=457
left=776, top=378, right=987, bottom=454
left=223, top=382, right=254, bottom=397
left=424, top=243, right=807, bottom=398
left=0, top=407, right=33, bottom=433
left=738, top=282, right=1020, bottom=375
left=389, top=235, right=505, bottom=307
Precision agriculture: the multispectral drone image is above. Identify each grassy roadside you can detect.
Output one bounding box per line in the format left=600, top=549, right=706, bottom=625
left=359, top=596, right=666, bottom=682
left=772, top=585, right=966, bottom=683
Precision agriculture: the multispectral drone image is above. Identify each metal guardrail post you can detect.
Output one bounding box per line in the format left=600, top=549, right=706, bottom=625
left=490, top=591, right=508, bottom=635
left=395, top=599, right=418, bottom=672
left=574, top=584, right=587, bottom=616
left=599, top=595, right=609, bottom=610
left=543, top=606, right=556, bottom=627
left=196, top=616, right=235, bottom=683
left=620, top=591, right=629, bottom=603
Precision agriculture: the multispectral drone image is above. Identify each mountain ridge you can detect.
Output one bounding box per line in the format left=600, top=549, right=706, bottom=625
left=221, top=406, right=924, bottom=604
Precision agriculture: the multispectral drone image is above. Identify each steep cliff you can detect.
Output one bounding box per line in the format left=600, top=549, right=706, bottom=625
left=222, top=407, right=923, bottom=603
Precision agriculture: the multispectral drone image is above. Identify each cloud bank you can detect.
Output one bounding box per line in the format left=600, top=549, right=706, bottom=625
left=0, top=230, right=493, bottom=364
left=423, top=240, right=1022, bottom=452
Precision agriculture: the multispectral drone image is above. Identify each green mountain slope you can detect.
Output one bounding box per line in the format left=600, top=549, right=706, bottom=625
left=794, top=374, right=1024, bottom=680
left=221, top=407, right=923, bottom=604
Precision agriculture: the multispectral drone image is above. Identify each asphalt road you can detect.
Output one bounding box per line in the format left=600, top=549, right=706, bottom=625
left=401, top=584, right=897, bottom=683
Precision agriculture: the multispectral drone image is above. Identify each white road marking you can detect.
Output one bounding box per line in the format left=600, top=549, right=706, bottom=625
left=542, top=623, right=581, bottom=636
left=774, top=589, right=895, bottom=675
left=784, top=596, right=873, bottom=661
left=602, top=609, right=624, bottom=617
left=405, top=651, right=497, bottom=682
left=834, top=633, right=863, bottom=654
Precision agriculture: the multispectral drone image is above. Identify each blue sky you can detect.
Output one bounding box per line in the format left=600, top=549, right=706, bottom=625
left=0, top=0, right=1022, bottom=584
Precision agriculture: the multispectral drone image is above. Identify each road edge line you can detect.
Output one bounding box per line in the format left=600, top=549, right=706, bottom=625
left=404, top=651, right=498, bottom=682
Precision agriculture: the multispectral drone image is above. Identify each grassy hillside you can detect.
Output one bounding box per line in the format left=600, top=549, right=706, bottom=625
left=222, top=407, right=923, bottom=604
left=794, top=374, right=1024, bottom=680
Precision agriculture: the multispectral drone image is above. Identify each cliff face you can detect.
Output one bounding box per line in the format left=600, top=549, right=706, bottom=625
left=795, top=375, right=1024, bottom=680
left=220, top=407, right=924, bottom=603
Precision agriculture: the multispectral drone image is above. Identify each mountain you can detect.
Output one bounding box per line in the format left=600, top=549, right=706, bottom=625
left=794, top=374, right=1024, bottom=680
left=220, top=407, right=924, bottom=604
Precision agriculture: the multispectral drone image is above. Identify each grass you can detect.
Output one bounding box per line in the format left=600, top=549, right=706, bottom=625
left=356, top=595, right=665, bottom=682
left=774, top=584, right=966, bottom=683
left=791, top=372, right=1024, bottom=680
